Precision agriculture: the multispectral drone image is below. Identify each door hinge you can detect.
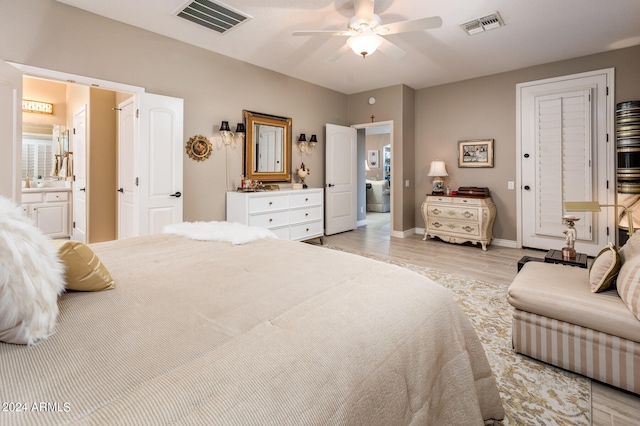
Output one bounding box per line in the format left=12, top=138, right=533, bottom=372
left=606, top=86, right=609, bottom=96
left=73, top=128, right=76, bottom=135
left=136, top=109, right=140, bottom=118
left=606, top=226, right=609, bottom=236
left=606, top=133, right=609, bottom=142
left=73, top=221, right=76, bottom=229
left=135, top=177, right=139, bottom=186
left=606, top=180, right=609, bottom=189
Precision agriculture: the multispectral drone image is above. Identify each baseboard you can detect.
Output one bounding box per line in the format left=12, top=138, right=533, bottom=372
left=414, top=228, right=517, bottom=248
left=391, top=228, right=416, bottom=238
left=356, top=219, right=368, bottom=227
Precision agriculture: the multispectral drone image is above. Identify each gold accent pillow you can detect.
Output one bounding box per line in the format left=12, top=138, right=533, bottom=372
left=55, top=240, right=114, bottom=291
left=589, top=242, right=621, bottom=292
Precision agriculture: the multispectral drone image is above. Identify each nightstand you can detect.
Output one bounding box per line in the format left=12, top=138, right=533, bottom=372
left=544, top=249, right=588, bottom=269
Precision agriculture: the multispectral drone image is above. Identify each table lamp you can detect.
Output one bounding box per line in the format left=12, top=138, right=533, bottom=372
left=427, top=160, right=448, bottom=194
left=564, top=201, right=635, bottom=236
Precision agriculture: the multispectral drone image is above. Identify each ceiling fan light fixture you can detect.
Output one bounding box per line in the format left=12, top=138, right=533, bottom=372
left=347, top=33, right=382, bottom=58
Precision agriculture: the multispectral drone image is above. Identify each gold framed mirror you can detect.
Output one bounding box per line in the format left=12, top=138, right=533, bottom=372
left=244, top=110, right=292, bottom=182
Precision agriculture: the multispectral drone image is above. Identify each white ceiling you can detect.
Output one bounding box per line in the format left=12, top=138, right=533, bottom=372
left=55, top=0, right=640, bottom=95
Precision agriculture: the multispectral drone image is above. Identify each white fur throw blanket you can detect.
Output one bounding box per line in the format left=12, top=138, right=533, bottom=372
left=0, top=196, right=65, bottom=345
left=162, top=221, right=277, bottom=245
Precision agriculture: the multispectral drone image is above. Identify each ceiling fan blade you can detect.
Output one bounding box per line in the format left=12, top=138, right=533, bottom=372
left=325, top=43, right=352, bottom=63
left=379, top=16, right=443, bottom=35
left=377, top=37, right=406, bottom=59
left=293, top=30, right=352, bottom=37
left=353, top=0, right=375, bottom=25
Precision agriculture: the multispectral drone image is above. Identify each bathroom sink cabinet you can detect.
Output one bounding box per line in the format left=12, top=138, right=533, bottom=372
left=22, top=190, right=71, bottom=238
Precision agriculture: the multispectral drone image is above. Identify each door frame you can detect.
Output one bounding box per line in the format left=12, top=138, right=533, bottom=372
left=516, top=68, right=615, bottom=250
left=352, top=120, right=394, bottom=234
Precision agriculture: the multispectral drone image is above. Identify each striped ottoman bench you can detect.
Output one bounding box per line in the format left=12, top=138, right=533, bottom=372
left=507, top=261, right=640, bottom=395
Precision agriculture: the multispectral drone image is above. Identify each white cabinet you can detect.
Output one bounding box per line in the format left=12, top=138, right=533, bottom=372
left=22, top=190, right=71, bottom=239
left=227, top=188, right=324, bottom=243
left=421, top=195, right=496, bottom=250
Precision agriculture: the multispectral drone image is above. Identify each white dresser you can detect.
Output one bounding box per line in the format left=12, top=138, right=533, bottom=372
left=227, top=188, right=324, bottom=243
left=421, top=195, right=496, bottom=250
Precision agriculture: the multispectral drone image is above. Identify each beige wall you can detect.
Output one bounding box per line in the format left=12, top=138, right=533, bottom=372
left=23, top=77, right=66, bottom=126
left=415, top=45, right=640, bottom=241
left=1, top=0, right=347, bottom=224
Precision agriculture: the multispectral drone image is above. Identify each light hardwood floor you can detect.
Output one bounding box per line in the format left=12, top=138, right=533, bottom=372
left=312, top=212, right=640, bottom=426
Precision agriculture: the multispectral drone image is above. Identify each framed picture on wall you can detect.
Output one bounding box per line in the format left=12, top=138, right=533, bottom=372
left=368, top=150, right=379, bottom=168
left=458, top=139, right=494, bottom=168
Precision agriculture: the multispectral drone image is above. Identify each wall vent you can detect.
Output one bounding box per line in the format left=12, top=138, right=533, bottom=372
left=460, top=12, right=504, bottom=35
left=176, top=0, right=251, bottom=34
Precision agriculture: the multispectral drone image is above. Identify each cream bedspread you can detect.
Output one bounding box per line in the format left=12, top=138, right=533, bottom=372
left=1, top=234, right=503, bottom=425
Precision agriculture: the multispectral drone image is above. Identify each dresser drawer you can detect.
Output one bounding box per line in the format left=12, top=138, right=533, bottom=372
left=270, top=227, right=290, bottom=240
left=453, top=197, right=481, bottom=206
left=248, top=211, right=289, bottom=229
left=290, top=206, right=322, bottom=224
left=248, top=195, right=289, bottom=213
left=290, top=220, right=323, bottom=241
left=290, top=191, right=322, bottom=208
left=427, top=205, right=478, bottom=221
left=426, top=195, right=451, bottom=203
left=427, top=218, right=480, bottom=236
left=45, top=191, right=69, bottom=202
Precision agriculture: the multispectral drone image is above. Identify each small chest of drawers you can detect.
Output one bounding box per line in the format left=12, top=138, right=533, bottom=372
left=421, top=195, right=496, bottom=250
left=227, top=188, right=324, bottom=242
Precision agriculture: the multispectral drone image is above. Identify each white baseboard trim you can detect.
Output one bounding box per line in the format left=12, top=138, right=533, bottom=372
left=391, top=228, right=417, bottom=238
left=414, top=228, right=517, bottom=248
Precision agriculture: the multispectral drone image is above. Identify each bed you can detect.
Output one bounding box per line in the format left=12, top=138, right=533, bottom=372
left=1, top=232, right=504, bottom=425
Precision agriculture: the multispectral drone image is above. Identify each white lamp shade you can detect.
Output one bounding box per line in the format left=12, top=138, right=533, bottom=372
left=427, top=160, right=448, bottom=177
left=348, top=33, right=383, bottom=57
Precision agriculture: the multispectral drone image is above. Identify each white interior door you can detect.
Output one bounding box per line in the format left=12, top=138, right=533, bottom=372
left=72, top=106, right=87, bottom=243
left=137, top=93, right=184, bottom=235
left=519, top=70, right=614, bottom=255
left=117, top=97, right=135, bottom=239
left=325, top=123, right=357, bottom=235
left=0, top=60, right=22, bottom=202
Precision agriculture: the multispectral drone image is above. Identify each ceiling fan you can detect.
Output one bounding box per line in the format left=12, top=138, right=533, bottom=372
left=292, top=0, right=442, bottom=62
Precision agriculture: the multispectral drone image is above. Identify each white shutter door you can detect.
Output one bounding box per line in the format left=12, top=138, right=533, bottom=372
left=534, top=90, right=592, bottom=241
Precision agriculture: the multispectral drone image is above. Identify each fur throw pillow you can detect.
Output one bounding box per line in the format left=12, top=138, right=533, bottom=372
left=0, top=196, right=65, bottom=345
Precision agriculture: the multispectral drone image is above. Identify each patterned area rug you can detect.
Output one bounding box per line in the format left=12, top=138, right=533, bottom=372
left=325, top=246, right=591, bottom=425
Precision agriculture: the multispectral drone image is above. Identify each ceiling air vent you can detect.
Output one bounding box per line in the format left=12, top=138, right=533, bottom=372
left=460, top=12, right=504, bottom=35
left=176, top=0, right=251, bottom=34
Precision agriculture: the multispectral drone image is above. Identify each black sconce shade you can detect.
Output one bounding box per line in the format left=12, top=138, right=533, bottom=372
left=309, top=134, right=317, bottom=143
left=219, top=121, right=231, bottom=132
left=235, top=123, right=245, bottom=133
left=298, top=133, right=307, bottom=142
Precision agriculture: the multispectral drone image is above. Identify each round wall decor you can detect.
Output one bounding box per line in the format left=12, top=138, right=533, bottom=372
left=186, top=135, right=212, bottom=161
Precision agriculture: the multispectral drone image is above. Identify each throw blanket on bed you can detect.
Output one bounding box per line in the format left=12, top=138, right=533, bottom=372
left=0, top=235, right=504, bottom=425
left=162, top=220, right=277, bottom=244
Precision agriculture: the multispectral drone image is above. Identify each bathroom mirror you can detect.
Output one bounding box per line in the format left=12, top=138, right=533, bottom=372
left=244, top=110, right=292, bottom=182
left=22, top=123, right=69, bottom=181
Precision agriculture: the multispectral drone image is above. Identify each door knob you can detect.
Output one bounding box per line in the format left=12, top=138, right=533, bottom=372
left=170, top=191, right=182, bottom=198
left=524, top=185, right=531, bottom=190
left=79, top=187, right=86, bottom=192
left=117, top=188, right=124, bottom=193
left=524, top=153, right=530, bottom=158
left=327, top=183, right=335, bottom=188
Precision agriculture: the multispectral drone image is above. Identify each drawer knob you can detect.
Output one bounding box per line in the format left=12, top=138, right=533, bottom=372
left=305, top=213, right=309, bottom=217
left=269, top=201, right=273, bottom=205
left=306, top=228, right=309, bottom=232
left=269, top=218, right=273, bottom=222
left=305, top=198, right=309, bottom=202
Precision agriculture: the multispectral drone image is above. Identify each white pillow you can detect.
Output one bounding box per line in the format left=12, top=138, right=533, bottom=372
left=0, top=196, right=65, bottom=345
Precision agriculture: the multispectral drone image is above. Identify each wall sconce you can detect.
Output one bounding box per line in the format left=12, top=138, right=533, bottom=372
left=298, top=133, right=317, bottom=155
left=218, top=120, right=245, bottom=148
left=23, top=99, right=53, bottom=114
left=427, top=160, right=448, bottom=194
left=564, top=201, right=635, bottom=237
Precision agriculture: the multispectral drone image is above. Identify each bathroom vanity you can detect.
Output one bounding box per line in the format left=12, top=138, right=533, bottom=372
left=21, top=183, right=72, bottom=239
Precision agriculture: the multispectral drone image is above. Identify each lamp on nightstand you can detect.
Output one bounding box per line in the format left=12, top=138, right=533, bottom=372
left=564, top=201, right=635, bottom=237
left=427, top=160, right=448, bottom=194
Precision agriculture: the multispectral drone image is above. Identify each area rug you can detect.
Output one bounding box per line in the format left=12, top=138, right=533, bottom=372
left=325, top=246, right=591, bottom=425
